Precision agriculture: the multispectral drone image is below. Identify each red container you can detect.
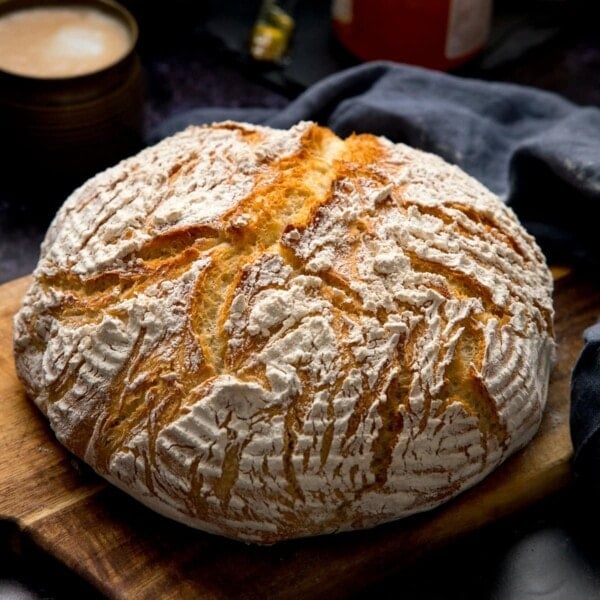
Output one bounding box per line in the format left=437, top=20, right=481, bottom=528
left=332, top=0, right=492, bottom=71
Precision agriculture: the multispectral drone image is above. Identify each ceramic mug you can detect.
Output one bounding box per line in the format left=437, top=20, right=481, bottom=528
left=0, top=0, right=143, bottom=202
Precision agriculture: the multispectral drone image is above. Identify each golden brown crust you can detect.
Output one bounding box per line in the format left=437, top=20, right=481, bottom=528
left=13, top=121, right=555, bottom=543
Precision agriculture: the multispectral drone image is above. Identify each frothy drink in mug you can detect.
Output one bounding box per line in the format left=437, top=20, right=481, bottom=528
left=0, top=6, right=132, bottom=78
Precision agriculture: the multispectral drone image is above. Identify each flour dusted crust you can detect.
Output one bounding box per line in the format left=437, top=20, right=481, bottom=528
left=14, top=121, right=555, bottom=543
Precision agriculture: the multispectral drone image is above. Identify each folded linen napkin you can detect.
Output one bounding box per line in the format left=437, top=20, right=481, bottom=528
left=150, top=61, right=600, bottom=485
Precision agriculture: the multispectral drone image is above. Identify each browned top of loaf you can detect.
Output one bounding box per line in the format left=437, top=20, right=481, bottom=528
left=13, top=121, right=555, bottom=543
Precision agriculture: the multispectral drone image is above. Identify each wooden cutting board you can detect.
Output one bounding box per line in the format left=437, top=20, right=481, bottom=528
left=1, top=272, right=599, bottom=600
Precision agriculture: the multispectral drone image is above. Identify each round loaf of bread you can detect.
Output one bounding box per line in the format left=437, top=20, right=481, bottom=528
left=14, top=121, right=555, bottom=544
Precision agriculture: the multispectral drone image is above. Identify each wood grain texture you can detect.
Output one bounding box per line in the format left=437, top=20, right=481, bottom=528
left=1, top=272, right=599, bottom=599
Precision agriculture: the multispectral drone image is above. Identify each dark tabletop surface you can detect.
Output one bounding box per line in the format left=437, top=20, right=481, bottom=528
left=1, top=1, right=600, bottom=598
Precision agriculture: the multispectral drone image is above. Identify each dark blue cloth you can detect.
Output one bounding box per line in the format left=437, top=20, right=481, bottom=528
left=151, top=61, right=600, bottom=483
left=571, top=324, right=600, bottom=489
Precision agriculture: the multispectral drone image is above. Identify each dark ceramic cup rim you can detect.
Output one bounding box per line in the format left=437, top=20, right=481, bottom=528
left=0, top=0, right=139, bottom=82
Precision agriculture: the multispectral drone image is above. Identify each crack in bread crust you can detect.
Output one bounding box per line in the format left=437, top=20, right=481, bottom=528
left=13, top=121, right=555, bottom=544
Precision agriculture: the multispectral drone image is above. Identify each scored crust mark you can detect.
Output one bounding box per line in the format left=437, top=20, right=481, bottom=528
left=13, top=121, right=556, bottom=544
